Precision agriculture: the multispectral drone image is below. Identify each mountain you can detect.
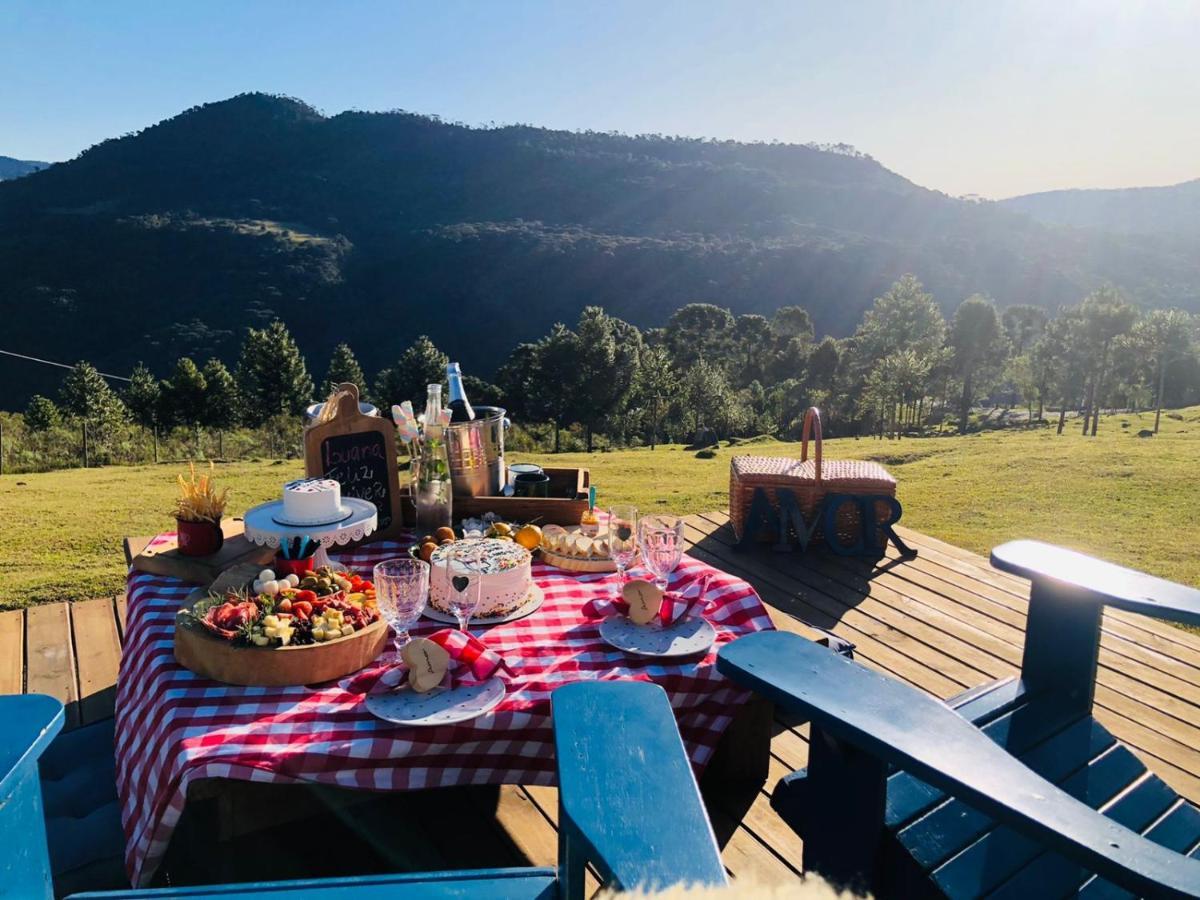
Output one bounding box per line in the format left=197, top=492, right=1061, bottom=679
left=1002, top=179, right=1200, bottom=237
left=0, top=156, right=50, bottom=181
left=2, top=93, right=1199, bottom=406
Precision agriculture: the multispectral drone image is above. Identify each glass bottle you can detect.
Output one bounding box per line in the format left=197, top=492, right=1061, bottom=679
left=446, top=362, right=475, bottom=422
left=579, top=485, right=599, bottom=537
left=414, top=383, right=453, bottom=530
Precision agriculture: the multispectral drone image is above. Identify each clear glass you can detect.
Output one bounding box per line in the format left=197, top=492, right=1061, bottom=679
left=607, top=504, right=639, bottom=599
left=445, top=540, right=484, bottom=634
left=415, top=383, right=453, bottom=530
left=639, top=515, right=684, bottom=591
left=373, top=557, right=429, bottom=652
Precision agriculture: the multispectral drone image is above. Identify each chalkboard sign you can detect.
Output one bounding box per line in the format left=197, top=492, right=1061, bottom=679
left=304, top=383, right=403, bottom=542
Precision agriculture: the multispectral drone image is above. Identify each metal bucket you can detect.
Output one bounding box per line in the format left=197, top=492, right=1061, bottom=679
left=445, top=406, right=508, bottom=497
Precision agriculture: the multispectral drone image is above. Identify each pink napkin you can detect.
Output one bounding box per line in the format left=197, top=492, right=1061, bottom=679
left=344, top=629, right=510, bottom=695
left=583, top=574, right=713, bottom=627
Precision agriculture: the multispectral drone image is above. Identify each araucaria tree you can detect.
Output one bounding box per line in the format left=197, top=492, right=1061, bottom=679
left=235, top=321, right=314, bottom=426
left=323, top=342, right=369, bottom=401
left=373, top=335, right=448, bottom=411
left=949, top=294, right=1008, bottom=434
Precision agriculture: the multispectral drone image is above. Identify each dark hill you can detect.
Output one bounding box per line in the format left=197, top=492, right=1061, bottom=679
left=2, top=93, right=1199, bottom=405
left=1002, top=179, right=1200, bottom=238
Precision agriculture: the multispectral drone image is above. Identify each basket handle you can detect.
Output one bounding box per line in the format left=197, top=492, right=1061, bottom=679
left=800, top=407, right=823, bottom=485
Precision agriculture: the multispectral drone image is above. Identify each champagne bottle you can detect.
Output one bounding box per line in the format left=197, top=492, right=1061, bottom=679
left=446, top=362, right=475, bottom=422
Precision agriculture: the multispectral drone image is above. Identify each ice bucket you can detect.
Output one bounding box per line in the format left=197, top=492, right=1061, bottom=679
left=446, top=405, right=508, bottom=497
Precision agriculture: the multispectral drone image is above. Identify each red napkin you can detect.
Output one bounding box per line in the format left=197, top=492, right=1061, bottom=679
left=344, top=629, right=510, bottom=695
left=583, top=574, right=713, bottom=627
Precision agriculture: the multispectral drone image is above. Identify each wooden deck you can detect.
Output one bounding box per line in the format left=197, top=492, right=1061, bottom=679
left=8, top=513, right=1200, bottom=888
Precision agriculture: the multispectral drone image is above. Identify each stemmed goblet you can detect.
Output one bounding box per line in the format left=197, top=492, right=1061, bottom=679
left=607, top=504, right=639, bottom=599
left=373, top=557, right=430, bottom=654
left=445, top=540, right=484, bottom=635
left=638, top=515, right=685, bottom=592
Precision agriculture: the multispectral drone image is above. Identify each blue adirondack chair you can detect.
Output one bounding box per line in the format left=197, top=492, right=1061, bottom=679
left=1, top=681, right=726, bottom=899
left=718, top=540, right=1200, bottom=899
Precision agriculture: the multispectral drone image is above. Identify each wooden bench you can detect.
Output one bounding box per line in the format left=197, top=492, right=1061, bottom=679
left=718, top=540, right=1200, bottom=898
left=3, top=681, right=725, bottom=899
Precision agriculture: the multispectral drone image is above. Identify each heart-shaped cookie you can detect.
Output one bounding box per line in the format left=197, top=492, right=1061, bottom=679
left=451, top=575, right=470, bottom=594
left=622, top=578, right=663, bottom=626
left=616, top=524, right=633, bottom=542
left=401, top=637, right=450, bottom=693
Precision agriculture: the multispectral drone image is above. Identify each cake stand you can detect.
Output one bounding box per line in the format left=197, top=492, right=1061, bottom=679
left=242, top=498, right=379, bottom=570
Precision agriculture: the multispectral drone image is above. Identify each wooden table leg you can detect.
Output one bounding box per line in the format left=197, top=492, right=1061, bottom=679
left=704, top=694, right=773, bottom=786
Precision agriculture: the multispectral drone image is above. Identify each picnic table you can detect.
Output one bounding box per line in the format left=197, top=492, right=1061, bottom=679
left=115, top=534, right=776, bottom=886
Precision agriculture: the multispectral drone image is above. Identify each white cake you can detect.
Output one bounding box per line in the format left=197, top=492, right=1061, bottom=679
left=429, top=539, right=533, bottom=618
left=280, top=478, right=345, bottom=525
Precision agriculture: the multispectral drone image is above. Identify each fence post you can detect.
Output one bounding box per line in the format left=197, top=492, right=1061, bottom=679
left=153, top=425, right=159, bottom=464
left=82, top=421, right=89, bottom=468
left=0, top=418, right=4, bottom=476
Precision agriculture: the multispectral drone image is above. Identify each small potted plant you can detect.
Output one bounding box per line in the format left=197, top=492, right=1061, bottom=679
left=174, top=462, right=229, bottom=557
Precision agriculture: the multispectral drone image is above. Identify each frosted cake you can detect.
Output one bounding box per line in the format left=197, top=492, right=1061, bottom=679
left=280, top=477, right=346, bottom=525
left=429, top=538, right=534, bottom=618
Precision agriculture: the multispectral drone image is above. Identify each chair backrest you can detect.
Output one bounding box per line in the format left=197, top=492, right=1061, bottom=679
left=0, top=694, right=64, bottom=899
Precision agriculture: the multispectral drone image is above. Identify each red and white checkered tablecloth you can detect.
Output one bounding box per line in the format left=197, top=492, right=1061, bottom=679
left=114, top=535, right=776, bottom=886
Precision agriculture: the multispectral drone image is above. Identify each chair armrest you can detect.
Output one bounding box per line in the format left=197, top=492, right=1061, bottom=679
left=552, top=681, right=726, bottom=893
left=718, top=631, right=1200, bottom=900
left=1, top=694, right=64, bottom=796
left=992, top=540, right=1200, bottom=627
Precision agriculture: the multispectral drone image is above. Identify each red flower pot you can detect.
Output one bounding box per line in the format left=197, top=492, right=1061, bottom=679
left=275, top=555, right=315, bottom=578
left=176, top=517, right=224, bottom=557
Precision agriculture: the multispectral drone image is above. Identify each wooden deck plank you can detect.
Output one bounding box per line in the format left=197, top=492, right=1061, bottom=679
left=0, top=609, right=23, bottom=695
left=893, top=523, right=1200, bottom=652
left=71, top=597, right=122, bottom=725
left=694, top=511, right=1200, bottom=805
left=25, top=602, right=79, bottom=729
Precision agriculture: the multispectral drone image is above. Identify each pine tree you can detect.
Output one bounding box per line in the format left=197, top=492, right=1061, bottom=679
left=24, top=395, right=61, bottom=432
left=162, top=358, right=208, bottom=442
left=574, top=307, right=642, bottom=451
left=322, top=342, right=369, bottom=401
left=373, top=335, right=448, bottom=410
left=58, top=361, right=128, bottom=465
left=201, top=359, right=240, bottom=457
left=124, top=363, right=162, bottom=431
left=235, top=321, right=314, bottom=426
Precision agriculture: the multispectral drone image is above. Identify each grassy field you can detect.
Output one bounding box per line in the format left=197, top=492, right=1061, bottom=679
left=2, top=407, right=1198, bottom=608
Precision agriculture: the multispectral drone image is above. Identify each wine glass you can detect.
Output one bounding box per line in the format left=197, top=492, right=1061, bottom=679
left=373, top=558, right=429, bottom=653
left=445, top=540, right=484, bottom=634
left=607, top=504, right=639, bottom=599
left=639, top=515, right=685, bottom=592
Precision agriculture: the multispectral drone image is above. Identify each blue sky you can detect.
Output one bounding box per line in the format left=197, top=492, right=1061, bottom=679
left=3, top=0, right=1198, bottom=198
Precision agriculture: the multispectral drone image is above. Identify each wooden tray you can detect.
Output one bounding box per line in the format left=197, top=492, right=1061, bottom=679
left=400, top=468, right=591, bottom=526
left=174, top=612, right=388, bottom=687
left=539, top=547, right=617, bottom=573
left=126, top=518, right=276, bottom=586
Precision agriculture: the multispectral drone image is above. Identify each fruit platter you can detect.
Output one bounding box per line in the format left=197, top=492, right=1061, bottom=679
left=174, top=565, right=389, bottom=686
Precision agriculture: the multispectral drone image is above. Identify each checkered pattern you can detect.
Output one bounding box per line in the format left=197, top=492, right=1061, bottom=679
left=115, top=534, right=775, bottom=886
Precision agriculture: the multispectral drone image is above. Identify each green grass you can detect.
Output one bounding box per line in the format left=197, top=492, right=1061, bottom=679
left=3, top=408, right=1199, bottom=609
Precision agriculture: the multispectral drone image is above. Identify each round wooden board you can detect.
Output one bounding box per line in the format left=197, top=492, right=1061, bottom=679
left=174, top=606, right=389, bottom=687
left=539, top=547, right=617, bottom=573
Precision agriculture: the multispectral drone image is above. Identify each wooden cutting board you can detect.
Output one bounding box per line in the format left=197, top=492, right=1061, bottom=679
left=125, top=518, right=276, bottom=586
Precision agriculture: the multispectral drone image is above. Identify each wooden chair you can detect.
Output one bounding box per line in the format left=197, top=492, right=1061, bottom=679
left=717, top=540, right=1200, bottom=899
left=1, top=681, right=726, bottom=899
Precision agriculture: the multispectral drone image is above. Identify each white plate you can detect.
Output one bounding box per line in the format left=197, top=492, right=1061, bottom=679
left=598, top=615, right=717, bottom=658
left=421, top=584, right=544, bottom=626
left=364, top=676, right=505, bottom=726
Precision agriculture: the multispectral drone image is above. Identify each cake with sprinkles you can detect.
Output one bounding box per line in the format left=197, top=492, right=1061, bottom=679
left=429, top=538, right=534, bottom=618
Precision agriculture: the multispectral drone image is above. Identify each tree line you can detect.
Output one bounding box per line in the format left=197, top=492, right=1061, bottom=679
left=17, top=275, right=1200, bottom=468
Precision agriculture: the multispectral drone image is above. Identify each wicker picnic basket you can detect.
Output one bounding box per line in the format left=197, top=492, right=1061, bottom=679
left=730, top=408, right=897, bottom=546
